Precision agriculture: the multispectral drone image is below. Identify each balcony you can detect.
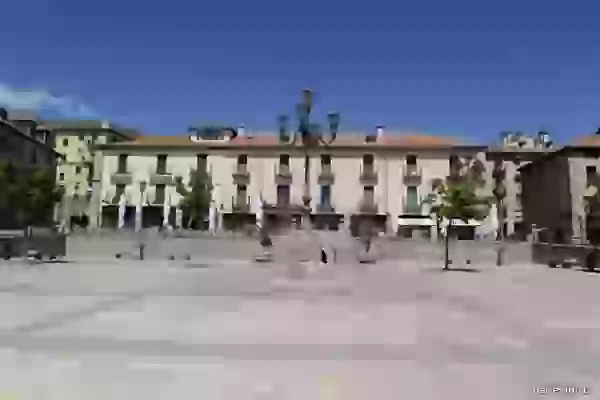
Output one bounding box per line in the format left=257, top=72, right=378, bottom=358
left=232, top=164, right=250, bottom=185
left=110, top=171, right=132, bottom=185
left=150, top=171, right=174, bottom=186
left=403, top=164, right=422, bottom=186
left=359, top=165, right=378, bottom=185
left=318, top=165, right=335, bottom=184
left=274, top=164, right=293, bottom=185
left=358, top=200, right=378, bottom=214
left=232, top=195, right=250, bottom=213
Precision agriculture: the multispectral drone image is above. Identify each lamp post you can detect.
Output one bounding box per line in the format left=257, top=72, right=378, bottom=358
left=277, top=88, right=340, bottom=229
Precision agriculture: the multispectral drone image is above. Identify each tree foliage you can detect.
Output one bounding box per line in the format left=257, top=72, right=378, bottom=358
left=426, top=157, right=491, bottom=222
left=0, top=161, right=64, bottom=226
left=175, top=168, right=213, bottom=228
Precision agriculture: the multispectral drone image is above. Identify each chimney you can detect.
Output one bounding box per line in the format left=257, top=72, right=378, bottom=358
left=0, top=108, right=7, bottom=121
left=101, top=120, right=110, bottom=129
left=376, top=125, right=384, bottom=138
left=238, top=124, right=245, bottom=137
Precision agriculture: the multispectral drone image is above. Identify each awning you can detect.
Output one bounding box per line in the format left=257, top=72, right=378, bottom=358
left=398, top=217, right=434, bottom=226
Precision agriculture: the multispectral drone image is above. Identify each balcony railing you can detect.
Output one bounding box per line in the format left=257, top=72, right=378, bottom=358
left=232, top=164, right=250, bottom=185
left=359, top=165, right=378, bottom=185
left=110, top=171, right=132, bottom=185
left=403, top=164, right=422, bottom=185
left=318, top=165, right=335, bottom=184
left=150, top=171, right=174, bottom=186
left=274, top=164, right=293, bottom=185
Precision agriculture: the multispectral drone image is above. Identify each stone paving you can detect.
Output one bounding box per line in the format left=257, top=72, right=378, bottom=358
left=0, top=255, right=597, bottom=399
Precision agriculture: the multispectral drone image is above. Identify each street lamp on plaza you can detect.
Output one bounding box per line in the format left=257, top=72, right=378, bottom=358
left=277, top=88, right=340, bottom=227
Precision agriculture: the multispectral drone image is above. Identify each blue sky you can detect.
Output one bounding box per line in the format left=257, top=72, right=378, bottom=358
left=1, top=0, right=599, bottom=143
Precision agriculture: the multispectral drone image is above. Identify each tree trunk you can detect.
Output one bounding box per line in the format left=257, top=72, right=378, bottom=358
left=444, top=219, right=451, bottom=270
left=496, top=200, right=505, bottom=266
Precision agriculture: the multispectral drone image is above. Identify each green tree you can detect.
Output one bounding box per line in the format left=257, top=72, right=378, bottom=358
left=425, top=157, right=491, bottom=270
left=22, top=167, right=65, bottom=226
left=0, top=162, right=25, bottom=226
left=176, top=168, right=213, bottom=229
left=0, top=162, right=63, bottom=227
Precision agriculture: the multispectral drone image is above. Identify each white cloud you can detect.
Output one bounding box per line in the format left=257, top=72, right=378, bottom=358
left=0, top=83, right=97, bottom=117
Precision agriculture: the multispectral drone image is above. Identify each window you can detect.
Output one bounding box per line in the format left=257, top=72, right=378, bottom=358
left=117, top=154, right=128, bottom=173
left=586, top=165, right=597, bottom=186
left=363, top=185, right=375, bottom=202
left=197, top=154, right=208, bottom=172
left=156, top=154, right=167, bottom=174
left=320, top=185, right=331, bottom=207
left=276, top=185, right=290, bottom=206
left=237, top=154, right=248, bottom=165
left=78, top=133, right=85, bottom=141
left=62, top=138, right=68, bottom=147
left=449, top=154, right=459, bottom=166
left=406, top=154, right=417, bottom=165
left=321, top=154, right=331, bottom=165
left=59, top=173, right=65, bottom=181
left=279, top=154, right=290, bottom=166
left=154, top=184, right=166, bottom=204
left=406, top=187, right=419, bottom=213
left=362, top=154, right=374, bottom=165
left=75, top=166, right=81, bottom=174
left=237, top=184, right=247, bottom=195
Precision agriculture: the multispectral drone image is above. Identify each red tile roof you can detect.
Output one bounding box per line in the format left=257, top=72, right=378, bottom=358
left=113, top=132, right=464, bottom=149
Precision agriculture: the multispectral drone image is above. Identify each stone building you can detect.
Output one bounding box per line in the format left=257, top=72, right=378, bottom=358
left=0, top=109, right=61, bottom=229
left=519, top=132, right=600, bottom=244
left=91, top=126, right=488, bottom=236
left=485, top=131, right=554, bottom=239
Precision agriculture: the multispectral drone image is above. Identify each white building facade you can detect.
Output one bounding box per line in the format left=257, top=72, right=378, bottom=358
left=91, top=128, right=490, bottom=236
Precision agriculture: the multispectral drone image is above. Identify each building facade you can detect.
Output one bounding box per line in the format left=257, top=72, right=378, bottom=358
left=0, top=109, right=61, bottom=229
left=47, top=120, right=138, bottom=224
left=520, top=133, right=600, bottom=244
left=92, top=127, right=490, bottom=236
left=486, top=132, right=554, bottom=239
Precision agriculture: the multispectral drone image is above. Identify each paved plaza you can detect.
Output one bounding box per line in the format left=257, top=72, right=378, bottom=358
left=0, top=252, right=597, bottom=399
